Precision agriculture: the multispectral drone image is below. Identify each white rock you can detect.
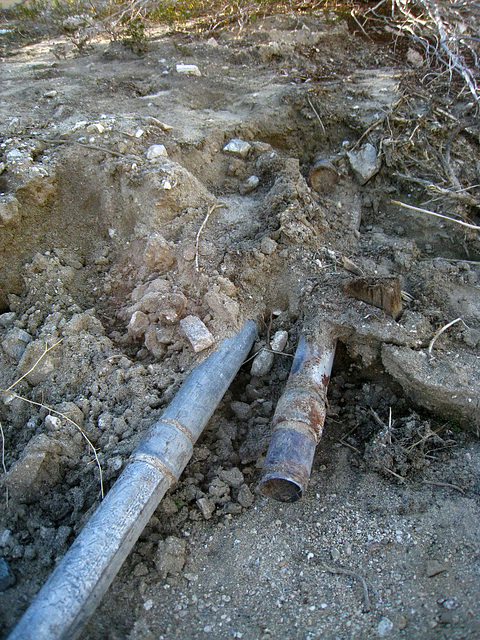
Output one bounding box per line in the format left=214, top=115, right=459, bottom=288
left=135, top=128, right=145, bottom=138
left=180, top=316, right=214, bottom=352
left=223, top=138, right=252, bottom=159
left=346, top=142, right=382, bottom=185
left=271, top=330, right=288, bottom=352
left=377, top=617, right=394, bottom=637
left=146, top=144, right=168, bottom=160
left=239, top=175, right=259, bottom=194
left=176, top=63, right=201, bottom=76
left=127, top=311, right=149, bottom=338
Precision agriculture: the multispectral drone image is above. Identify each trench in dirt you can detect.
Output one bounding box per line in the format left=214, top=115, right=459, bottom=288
left=1, top=17, right=480, bottom=640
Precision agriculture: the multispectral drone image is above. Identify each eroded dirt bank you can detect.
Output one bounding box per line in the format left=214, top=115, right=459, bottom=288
left=1, top=13, right=479, bottom=640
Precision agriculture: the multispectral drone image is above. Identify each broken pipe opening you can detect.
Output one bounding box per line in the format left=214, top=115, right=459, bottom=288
left=259, top=332, right=336, bottom=502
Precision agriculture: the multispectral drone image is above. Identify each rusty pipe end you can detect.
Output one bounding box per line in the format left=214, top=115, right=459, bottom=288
left=258, top=428, right=316, bottom=502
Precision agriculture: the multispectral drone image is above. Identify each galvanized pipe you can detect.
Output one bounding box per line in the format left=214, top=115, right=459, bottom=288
left=259, top=333, right=336, bottom=502
left=7, top=320, right=257, bottom=640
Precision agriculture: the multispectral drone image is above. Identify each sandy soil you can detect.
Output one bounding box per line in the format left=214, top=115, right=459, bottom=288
left=0, top=11, right=479, bottom=640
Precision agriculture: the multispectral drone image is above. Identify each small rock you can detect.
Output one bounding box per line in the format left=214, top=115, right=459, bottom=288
left=463, top=327, right=480, bottom=348
left=17, top=339, right=62, bottom=385
left=4, top=434, right=62, bottom=501
left=251, top=349, right=274, bottom=377
left=0, top=312, right=16, bottom=327
left=219, top=467, right=244, bottom=489
left=260, top=237, right=278, bottom=255
left=239, top=175, right=260, bottom=195
left=1, top=328, right=31, bottom=360
left=144, top=233, right=175, bottom=271
left=426, top=559, right=448, bottom=578
left=128, top=311, right=149, bottom=339
left=197, top=496, right=215, bottom=520
left=377, top=617, right=394, bottom=637
left=347, top=143, right=382, bottom=185
left=6, top=149, right=24, bottom=161
left=330, top=548, right=340, bottom=562
left=180, top=316, right=215, bottom=352
left=86, top=122, right=105, bottom=134
left=223, top=139, right=252, bottom=159
left=230, top=401, right=252, bottom=421
left=154, top=536, right=186, bottom=578
left=237, top=484, right=254, bottom=508
left=208, top=478, right=230, bottom=503
left=144, top=326, right=167, bottom=358
left=0, top=197, right=21, bottom=226
left=146, top=144, right=168, bottom=160
left=397, top=614, right=407, bottom=630
left=204, top=290, right=239, bottom=324
left=176, top=63, right=201, bottom=76
left=271, top=330, right=288, bottom=352
left=0, top=557, right=15, bottom=591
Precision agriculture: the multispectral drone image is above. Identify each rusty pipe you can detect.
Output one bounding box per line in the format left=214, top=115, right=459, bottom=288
left=7, top=320, right=257, bottom=640
left=259, top=333, right=336, bottom=502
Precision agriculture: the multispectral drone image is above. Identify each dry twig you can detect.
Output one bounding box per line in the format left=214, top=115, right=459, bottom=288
left=428, top=317, right=463, bottom=356
left=324, top=565, right=371, bottom=612
left=0, top=421, right=8, bottom=508
left=194, top=203, right=224, bottom=272
left=391, top=200, right=480, bottom=231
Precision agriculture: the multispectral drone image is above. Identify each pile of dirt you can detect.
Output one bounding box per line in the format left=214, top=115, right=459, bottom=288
left=0, top=11, right=479, bottom=640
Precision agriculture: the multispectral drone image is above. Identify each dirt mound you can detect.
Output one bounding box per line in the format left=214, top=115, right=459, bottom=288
left=1, top=12, right=479, bottom=640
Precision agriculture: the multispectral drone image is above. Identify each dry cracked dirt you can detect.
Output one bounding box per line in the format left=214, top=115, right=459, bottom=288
left=0, top=11, right=480, bottom=640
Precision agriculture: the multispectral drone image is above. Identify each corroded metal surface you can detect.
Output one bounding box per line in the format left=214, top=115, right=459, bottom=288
left=260, top=333, right=336, bottom=502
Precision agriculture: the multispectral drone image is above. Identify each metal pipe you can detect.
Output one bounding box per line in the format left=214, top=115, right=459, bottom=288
left=259, top=332, right=336, bottom=502
left=8, top=320, right=257, bottom=640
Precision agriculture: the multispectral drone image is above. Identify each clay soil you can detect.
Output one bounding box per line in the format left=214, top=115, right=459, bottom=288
left=0, top=10, right=480, bottom=640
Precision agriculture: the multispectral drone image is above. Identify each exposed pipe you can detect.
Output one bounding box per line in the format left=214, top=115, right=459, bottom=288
left=259, top=332, right=336, bottom=502
left=7, top=320, right=257, bottom=640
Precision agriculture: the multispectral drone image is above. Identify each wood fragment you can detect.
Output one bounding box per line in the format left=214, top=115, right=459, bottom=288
left=422, top=479, right=465, bottom=494
left=344, top=277, right=402, bottom=319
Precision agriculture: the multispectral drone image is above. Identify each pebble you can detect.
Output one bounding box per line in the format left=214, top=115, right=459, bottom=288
left=219, top=467, right=244, bottom=489
left=204, top=290, right=239, bottom=324
left=251, top=330, right=288, bottom=377
left=1, top=327, right=31, bottom=360
left=146, top=144, right=168, bottom=160
left=223, top=139, right=252, bottom=159
left=237, top=484, right=254, bottom=508
left=176, top=63, right=201, bottom=76
left=180, top=316, right=215, bottom=352
left=197, top=496, right=215, bottom=520
left=154, top=536, right=186, bottom=578
left=425, top=559, right=448, bottom=578
left=0, top=197, right=20, bottom=226
left=330, top=548, right=340, bottom=562
left=143, top=233, right=176, bottom=270
left=377, top=617, right=394, bottom=637
left=260, top=237, right=278, bottom=255
left=239, top=175, right=259, bottom=195
left=230, top=401, right=252, bottom=421
left=128, top=311, right=149, bottom=338
left=0, top=557, right=15, bottom=591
